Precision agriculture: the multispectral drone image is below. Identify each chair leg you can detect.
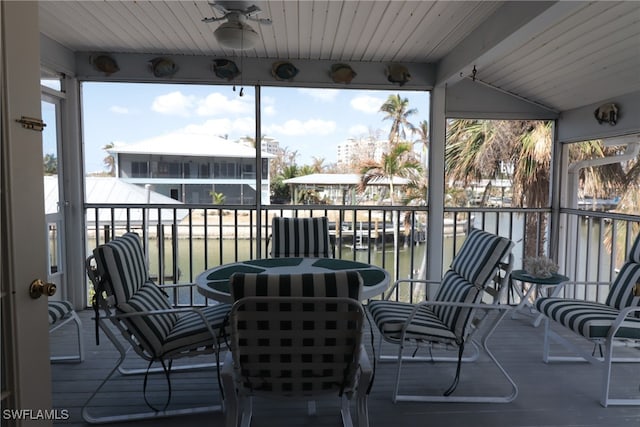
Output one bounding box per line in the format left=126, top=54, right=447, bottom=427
left=50, top=311, right=84, bottom=363
left=221, top=352, right=238, bottom=427
left=393, top=309, right=518, bottom=403
left=392, top=342, right=404, bottom=403
left=356, top=350, right=371, bottom=427
left=82, top=320, right=222, bottom=423
left=239, top=397, right=252, bottom=427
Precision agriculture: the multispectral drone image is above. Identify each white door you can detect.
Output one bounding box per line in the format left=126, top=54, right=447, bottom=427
left=1, top=2, right=53, bottom=426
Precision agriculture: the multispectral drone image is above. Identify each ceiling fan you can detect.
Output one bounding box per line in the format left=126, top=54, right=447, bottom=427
left=202, top=3, right=272, bottom=50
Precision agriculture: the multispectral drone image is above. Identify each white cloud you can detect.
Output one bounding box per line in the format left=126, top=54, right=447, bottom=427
left=265, top=119, right=336, bottom=136
left=350, top=95, right=384, bottom=114
left=181, top=117, right=256, bottom=138
left=298, top=88, right=339, bottom=102
left=109, top=106, right=129, bottom=114
left=262, top=95, right=277, bottom=116
left=151, top=91, right=196, bottom=117
left=348, top=124, right=369, bottom=136
left=196, top=92, right=253, bottom=116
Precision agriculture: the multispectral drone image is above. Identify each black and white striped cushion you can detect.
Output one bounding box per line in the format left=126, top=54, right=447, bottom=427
left=535, top=298, right=640, bottom=340
left=450, top=228, right=513, bottom=288
left=626, top=233, right=640, bottom=264
left=230, top=271, right=361, bottom=300
left=48, top=300, right=74, bottom=325
left=271, top=217, right=332, bottom=258
left=371, top=229, right=513, bottom=345
left=117, top=281, right=178, bottom=357
left=163, top=303, right=232, bottom=357
left=605, top=262, right=640, bottom=310
left=94, top=232, right=148, bottom=304
left=368, top=300, right=458, bottom=344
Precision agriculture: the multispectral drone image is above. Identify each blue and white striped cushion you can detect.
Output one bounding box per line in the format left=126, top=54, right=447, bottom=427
left=271, top=217, right=332, bottom=258
left=450, top=228, right=513, bottom=288
left=48, top=300, right=73, bottom=325
left=94, top=232, right=148, bottom=304
left=535, top=298, right=640, bottom=340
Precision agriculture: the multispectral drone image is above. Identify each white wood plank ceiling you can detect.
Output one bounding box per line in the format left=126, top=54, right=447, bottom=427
left=39, top=1, right=640, bottom=112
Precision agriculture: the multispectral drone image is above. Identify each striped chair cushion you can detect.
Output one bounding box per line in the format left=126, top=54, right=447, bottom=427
left=450, top=228, right=513, bottom=288
left=117, top=281, right=178, bottom=357
left=163, top=303, right=232, bottom=358
left=48, top=300, right=74, bottom=325
left=271, top=217, right=333, bottom=258
left=535, top=298, right=640, bottom=340
left=368, top=299, right=458, bottom=344
left=626, top=233, right=640, bottom=263
left=605, top=262, right=640, bottom=310
left=229, top=270, right=362, bottom=300
left=432, top=270, right=482, bottom=339
left=93, top=232, right=148, bottom=304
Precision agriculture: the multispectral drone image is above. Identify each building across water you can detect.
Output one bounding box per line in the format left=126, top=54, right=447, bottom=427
left=108, top=132, right=274, bottom=204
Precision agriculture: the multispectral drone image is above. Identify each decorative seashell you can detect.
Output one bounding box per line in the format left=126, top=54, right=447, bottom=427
left=386, top=63, right=411, bottom=86
left=330, top=63, right=356, bottom=84
left=594, top=103, right=618, bottom=126
left=212, top=59, right=240, bottom=81
left=92, top=55, right=119, bottom=76
left=149, top=57, right=178, bottom=78
left=272, top=61, right=299, bottom=81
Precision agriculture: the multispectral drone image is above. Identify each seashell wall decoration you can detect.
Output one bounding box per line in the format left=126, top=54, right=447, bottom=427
left=149, top=57, right=178, bottom=78
left=271, top=61, right=299, bottom=81
left=386, top=63, right=411, bottom=86
left=330, top=63, right=356, bottom=84
left=91, top=55, right=120, bottom=76
left=212, top=59, right=240, bottom=81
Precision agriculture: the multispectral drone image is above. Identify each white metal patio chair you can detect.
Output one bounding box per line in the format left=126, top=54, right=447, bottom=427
left=536, top=232, right=640, bottom=407
left=48, top=300, right=84, bottom=363
left=270, top=216, right=333, bottom=258
left=83, top=232, right=231, bottom=423
left=368, top=228, right=516, bottom=403
left=221, top=271, right=371, bottom=427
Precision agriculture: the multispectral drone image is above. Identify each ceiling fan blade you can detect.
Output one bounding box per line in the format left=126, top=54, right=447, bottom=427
left=244, top=5, right=261, bottom=17
left=247, top=16, right=272, bottom=25
left=208, top=2, right=229, bottom=15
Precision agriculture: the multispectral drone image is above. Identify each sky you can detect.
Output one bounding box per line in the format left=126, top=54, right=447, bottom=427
left=78, top=82, right=430, bottom=174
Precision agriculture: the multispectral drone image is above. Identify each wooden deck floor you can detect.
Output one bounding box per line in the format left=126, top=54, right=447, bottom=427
left=50, top=309, right=640, bottom=427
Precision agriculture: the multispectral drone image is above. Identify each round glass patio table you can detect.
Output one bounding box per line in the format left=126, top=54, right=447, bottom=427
left=196, top=257, right=390, bottom=303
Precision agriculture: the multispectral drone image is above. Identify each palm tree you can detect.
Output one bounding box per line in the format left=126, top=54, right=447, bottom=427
left=43, top=153, right=58, bottom=175
left=359, top=142, right=423, bottom=254
left=380, top=94, right=417, bottom=145
left=311, top=156, right=326, bottom=173
left=413, top=119, right=429, bottom=166
left=102, top=142, right=116, bottom=176
left=446, top=118, right=640, bottom=258
left=445, top=120, right=551, bottom=256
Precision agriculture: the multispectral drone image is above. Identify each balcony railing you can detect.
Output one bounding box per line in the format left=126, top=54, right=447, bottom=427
left=84, top=203, right=639, bottom=306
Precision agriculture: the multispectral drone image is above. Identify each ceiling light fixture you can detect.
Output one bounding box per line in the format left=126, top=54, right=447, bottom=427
left=214, top=14, right=260, bottom=50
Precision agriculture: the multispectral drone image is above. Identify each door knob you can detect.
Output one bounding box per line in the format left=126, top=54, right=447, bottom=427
left=29, top=279, right=56, bottom=299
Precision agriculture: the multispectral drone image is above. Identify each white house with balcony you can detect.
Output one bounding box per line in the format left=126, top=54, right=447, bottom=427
left=109, top=132, right=274, bottom=204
